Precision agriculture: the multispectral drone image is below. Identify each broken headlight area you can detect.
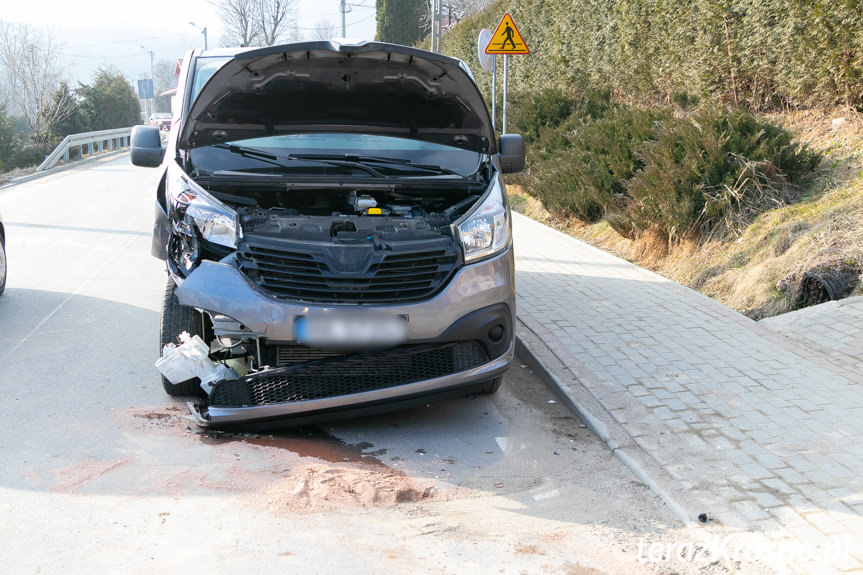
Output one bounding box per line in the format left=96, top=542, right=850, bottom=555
left=167, top=231, right=199, bottom=273
left=166, top=160, right=240, bottom=276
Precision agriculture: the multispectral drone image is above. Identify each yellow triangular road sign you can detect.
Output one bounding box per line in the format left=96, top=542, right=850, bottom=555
left=485, top=13, right=529, bottom=55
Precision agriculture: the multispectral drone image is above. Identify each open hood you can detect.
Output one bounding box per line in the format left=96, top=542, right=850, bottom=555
left=179, top=41, right=496, bottom=154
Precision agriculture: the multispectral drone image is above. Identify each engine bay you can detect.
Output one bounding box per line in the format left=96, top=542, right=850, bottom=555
left=200, top=181, right=487, bottom=241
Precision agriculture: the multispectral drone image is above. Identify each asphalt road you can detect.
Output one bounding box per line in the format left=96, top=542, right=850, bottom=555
left=0, top=156, right=730, bottom=575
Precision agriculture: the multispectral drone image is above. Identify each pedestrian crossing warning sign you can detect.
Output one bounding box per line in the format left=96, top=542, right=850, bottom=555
left=485, top=13, right=529, bottom=55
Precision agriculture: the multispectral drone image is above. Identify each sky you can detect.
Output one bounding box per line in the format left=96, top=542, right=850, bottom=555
left=1, top=0, right=378, bottom=86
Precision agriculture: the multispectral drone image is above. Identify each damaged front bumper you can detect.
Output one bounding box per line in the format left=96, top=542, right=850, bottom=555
left=175, top=248, right=515, bottom=429
left=188, top=338, right=513, bottom=429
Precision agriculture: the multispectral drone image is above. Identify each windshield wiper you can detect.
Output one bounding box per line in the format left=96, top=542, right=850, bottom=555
left=213, top=143, right=279, bottom=161
left=212, top=145, right=465, bottom=178
left=212, top=144, right=384, bottom=177
left=289, top=154, right=464, bottom=177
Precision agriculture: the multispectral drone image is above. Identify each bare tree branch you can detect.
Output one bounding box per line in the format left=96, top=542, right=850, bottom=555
left=312, top=18, right=338, bottom=41
left=452, top=0, right=493, bottom=19
left=211, top=0, right=298, bottom=47
left=0, top=21, right=74, bottom=144
left=153, top=59, right=178, bottom=94
left=211, top=0, right=261, bottom=47
left=255, top=0, right=298, bottom=46
left=424, top=0, right=492, bottom=33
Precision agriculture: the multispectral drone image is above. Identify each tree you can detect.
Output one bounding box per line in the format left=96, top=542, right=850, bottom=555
left=312, top=19, right=338, bottom=41
left=42, top=82, right=88, bottom=141
left=376, top=0, right=429, bottom=46
left=449, top=0, right=493, bottom=19
left=77, top=67, right=141, bottom=131
left=255, top=0, right=298, bottom=46
left=0, top=21, right=75, bottom=144
left=213, top=0, right=260, bottom=46
left=212, top=0, right=298, bottom=47
left=0, top=101, right=22, bottom=169
left=153, top=59, right=178, bottom=113
left=425, top=0, right=492, bottom=30
left=154, top=59, right=178, bottom=95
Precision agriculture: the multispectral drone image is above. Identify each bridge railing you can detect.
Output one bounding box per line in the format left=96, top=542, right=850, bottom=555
left=36, top=127, right=134, bottom=172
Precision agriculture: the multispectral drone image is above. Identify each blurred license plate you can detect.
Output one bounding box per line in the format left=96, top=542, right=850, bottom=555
left=294, top=313, right=408, bottom=347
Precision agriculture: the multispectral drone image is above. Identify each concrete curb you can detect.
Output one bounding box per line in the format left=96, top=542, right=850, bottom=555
left=515, top=319, right=705, bottom=528
left=0, top=150, right=129, bottom=190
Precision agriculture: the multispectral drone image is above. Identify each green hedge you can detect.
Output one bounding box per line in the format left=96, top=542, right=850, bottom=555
left=626, top=109, right=820, bottom=238
left=2, top=145, right=54, bottom=171
left=442, top=0, right=863, bottom=109
left=514, top=90, right=820, bottom=239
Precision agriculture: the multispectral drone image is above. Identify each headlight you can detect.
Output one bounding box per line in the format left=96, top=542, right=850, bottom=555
left=457, top=177, right=510, bottom=262
left=167, top=161, right=239, bottom=248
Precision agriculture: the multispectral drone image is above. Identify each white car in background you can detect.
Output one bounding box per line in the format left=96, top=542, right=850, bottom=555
left=149, top=112, right=172, bottom=131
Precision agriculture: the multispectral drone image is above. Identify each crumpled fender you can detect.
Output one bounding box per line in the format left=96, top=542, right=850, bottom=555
left=174, top=260, right=292, bottom=337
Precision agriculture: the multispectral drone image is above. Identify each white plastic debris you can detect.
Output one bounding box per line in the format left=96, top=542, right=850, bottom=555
left=155, top=332, right=237, bottom=394
left=200, top=363, right=238, bottom=395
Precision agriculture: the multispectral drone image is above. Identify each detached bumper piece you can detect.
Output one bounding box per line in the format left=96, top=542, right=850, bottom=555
left=214, top=342, right=488, bottom=406
left=189, top=341, right=497, bottom=429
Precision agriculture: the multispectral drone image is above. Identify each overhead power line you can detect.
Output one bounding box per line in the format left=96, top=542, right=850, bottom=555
left=70, top=34, right=193, bottom=49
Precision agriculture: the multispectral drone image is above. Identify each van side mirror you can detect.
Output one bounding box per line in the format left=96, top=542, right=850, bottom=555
left=498, top=134, right=525, bottom=174
left=130, top=125, right=165, bottom=168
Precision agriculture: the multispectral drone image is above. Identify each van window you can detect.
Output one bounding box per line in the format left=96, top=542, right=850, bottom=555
left=191, top=57, right=232, bottom=101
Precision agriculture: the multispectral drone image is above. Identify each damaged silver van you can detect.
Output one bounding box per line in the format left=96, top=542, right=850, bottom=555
left=130, top=40, right=524, bottom=429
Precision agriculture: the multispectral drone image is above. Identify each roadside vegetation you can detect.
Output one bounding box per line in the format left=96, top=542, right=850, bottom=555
left=0, top=21, right=143, bottom=175
left=433, top=0, right=863, bottom=318
left=0, top=0, right=308, bottom=177
left=0, top=66, right=141, bottom=174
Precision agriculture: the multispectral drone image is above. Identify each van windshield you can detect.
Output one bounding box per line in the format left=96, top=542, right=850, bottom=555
left=190, top=133, right=484, bottom=177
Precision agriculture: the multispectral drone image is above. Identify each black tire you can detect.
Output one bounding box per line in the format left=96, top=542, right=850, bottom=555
left=159, top=276, right=207, bottom=396
left=0, top=236, right=6, bottom=296
left=477, top=376, right=503, bottom=395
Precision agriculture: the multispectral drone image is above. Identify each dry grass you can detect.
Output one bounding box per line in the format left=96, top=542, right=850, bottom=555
left=0, top=166, right=38, bottom=187
left=508, top=107, right=863, bottom=319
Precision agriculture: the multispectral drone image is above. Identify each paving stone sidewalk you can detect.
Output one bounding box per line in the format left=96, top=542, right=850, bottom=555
left=761, top=296, right=863, bottom=373
left=512, top=213, right=863, bottom=573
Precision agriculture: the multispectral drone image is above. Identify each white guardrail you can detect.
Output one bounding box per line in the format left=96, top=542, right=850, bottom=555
left=36, top=127, right=134, bottom=172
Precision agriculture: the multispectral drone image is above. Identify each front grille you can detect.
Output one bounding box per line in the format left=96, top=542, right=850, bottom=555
left=237, top=238, right=460, bottom=304
left=276, top=346, right=345, bottom=367
left=208, top=342, right=489, bottom=408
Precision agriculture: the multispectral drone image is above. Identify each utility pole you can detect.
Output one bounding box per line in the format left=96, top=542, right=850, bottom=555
left=433, top=1, right=446, bottom=52
left=430, top=0, right=436, bottom=51
left=189, top=22, right=208, bottom=50
left=431, top=0, right=443, bottom=52
left=437, top=0, right=443, bottom=52
left=340, top=0, right=347, bottom=37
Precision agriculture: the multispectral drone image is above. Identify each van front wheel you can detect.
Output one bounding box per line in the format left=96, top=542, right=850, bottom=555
left=159, top=277, right=207, bottom=397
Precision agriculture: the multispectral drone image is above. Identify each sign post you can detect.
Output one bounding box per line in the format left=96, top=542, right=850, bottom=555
left=503, top=55, right=508, bottom=133
left=137, top=78, right=155, bottom=119
left=484, top=13, right=529, bottom=134
left=477, top=29, right=495, bottom=130
left=492, top=56, right=497, bottom=132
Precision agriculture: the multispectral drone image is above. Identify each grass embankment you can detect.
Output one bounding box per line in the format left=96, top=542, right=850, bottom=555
left=509, top=110, right=863, bottom=319
left=438, top=0, right=863, bottom=318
